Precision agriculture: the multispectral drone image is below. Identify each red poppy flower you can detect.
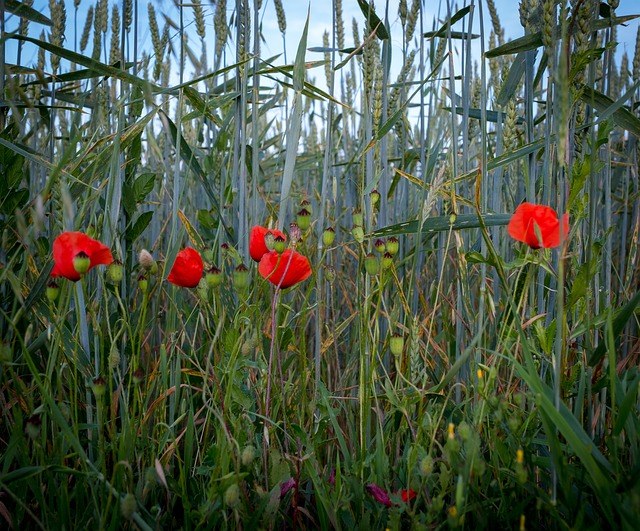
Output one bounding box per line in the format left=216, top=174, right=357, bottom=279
left=507, top=202, right=569, bottom=249
left=51, top=231, right=113, bottom=281
left=366, top=483, right=392, bottom=507
left=249, top=225, right=287, bottom=262
left=167, top=247, right=204, bottom=288
left=258, top=249, right=312, bottom=289
left=399, top=489, right=417, bottom=503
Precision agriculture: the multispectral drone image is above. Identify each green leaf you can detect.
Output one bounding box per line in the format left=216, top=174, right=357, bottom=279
left=356, top=0, right=389, bottom=40
left=4, top=0, right=52, bottom=26
left=133, top=173, right=155, bottom=204
left=487, top=138, right=545, bottom=171
left=372, top=213, right=512, bottom=238
left=293, top=11, right=310, bottom=93
left=613, top=372, right=640, bottom=436
left=485, top=32, right=543, bottom=58
left=423, top=5, right=474, bottom=39
left=589, top=292, right=640, bottom=366
left=126, top=211, right=153, bottom=242
left=497, top=52, right=527, bottom=107
left=579, top=82, right=640, bottom=138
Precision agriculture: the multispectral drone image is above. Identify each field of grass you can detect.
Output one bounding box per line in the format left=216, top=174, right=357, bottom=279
left=1, top=0, right=639, bottom=529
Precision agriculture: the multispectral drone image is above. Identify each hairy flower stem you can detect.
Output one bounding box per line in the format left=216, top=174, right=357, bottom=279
left=75, top=280, right=95, bottom=461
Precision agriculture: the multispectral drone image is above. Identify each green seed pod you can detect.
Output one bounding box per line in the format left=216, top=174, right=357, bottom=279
left=364, top=253, right=379, bottom=276
left=46, top=280, right=60, bottom=302
left=381, top=252, right=393, bottom=270
left=241, top=445, right=257, bottom=466
left=351, top=225, right=365, bottom=243
left=196, top=278, right=209, bottom=302
left=374, top=239, right=386, bottom=253
left=370, top=188, right=380, bottom=205
left=92, top=376, right=107, bottom=398
left=137, top=274, right=148, bottom=294
left=273, top=235, right=286, bottom=254
left=386, top=237, right=399, bottom=255
left=205, top=266, right=223, bottom=288
left=109, top=260, right=123, bottom=283
left=352, top=208, right=364, bottom=227
left=390, top=332, right=404, bottom=356
left=322, top=227, right=336, bottom=246
left=73, top=251, right=90, bottom=275
left=233, top=264, right=249, bottom=290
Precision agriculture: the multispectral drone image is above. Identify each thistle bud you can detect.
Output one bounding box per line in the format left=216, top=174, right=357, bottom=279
left=322, top=227, right=335, bottom=246
left=264, top=231, right=276, bottom=251
left=351, top=225, right=364, bottom=243
left=92, top=376, right=107, bottom=398
left=289, top=222, right=302, bottom=244
left=374, top=239, right=386, bottom=253
left=352, top=208, right=364, bottom=227
left=108, top=260, right=123, bottom=283
left=370, top=188, right=380, bottom=205
left=364, top=253, right=379, bottom=276
left=205, top=266, right=223, bottom=288
left=137, top=274, right=148, bottom=294
left=390, top=332, right=404, bottom=356
left=73, top=251, right=90, bottom=275
left=386, top=237, right=399, bottom=255
left=381, top=252, right=393, bottom=270
left=46, top=280, right=60, bottom=302
left=138, top=249, right=158, bottom=274
left=233, top=264, right=249, bottom=290
left=296, top=208, right=311, bottom=231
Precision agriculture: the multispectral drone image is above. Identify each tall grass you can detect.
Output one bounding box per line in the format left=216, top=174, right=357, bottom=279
left=0, top=0, right=639, bottom=528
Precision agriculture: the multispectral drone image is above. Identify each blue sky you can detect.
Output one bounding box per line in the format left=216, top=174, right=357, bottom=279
left=4, top=1, right=639, bottom=85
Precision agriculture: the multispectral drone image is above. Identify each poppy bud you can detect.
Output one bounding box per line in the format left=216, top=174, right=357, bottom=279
left=351, top=225, right=364, bottom=243
left=108, top=260, right=123, bottom=283
left=324, top=265, right=336, bottom=284
left=233, top=263, right=249, bottom=290
left=352, top=208, right=363, bottom=227
left=419, top=455, right=433, bottom=476
left=92, top=376, right=107, bottom=398
left=196, top=278, right=209, bottom=302
left=203, top=247, right=214, bottom=263
left=322, top=227, right=335, bottom=246
left=224, top=484, right=240, bottom=508
left=137, top=274, right=148, bottom=294
left=109, top=345, right=120, bottom=370
left=390, top=332, right=404, bottom=356
left=0, top=341, right=12, bottom=364
left=264, top=231, right=276, bottom=251
left=46, top=280, right=60, bottom=302
left=364, top=253, right=379, bottom=276
left=205, top=266, right=223, bottom=288
left=289, top=222, right=302, bottom=244
left=296, top=208, right=311, bottom=231
left=300, top=199, right=313, bottom=216
left=25, top=414, right=41, bottom=439
left=138, top=249, right=158, bottom=274
left=381, top=252, right=393, bottom=270
left=374, top=239, right=386, bottom=253
left=370, top=188, right=380, bottom=205
left=121, top=493, right=137, bottom=520
left=241, top=445, right=257, bottom=466
left=73, top=251, right=91, bottom=275
left=132, top=367, right=145, bottom=385
left=273, top=235, right=286, bottom=253
left=386, top=237, right=399, bottom=255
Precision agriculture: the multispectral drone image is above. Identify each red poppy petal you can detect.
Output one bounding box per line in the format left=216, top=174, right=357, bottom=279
left=508, top=203, right=569, bottom=249
left=400, top=489, right=417, bottom=502
left=258, top=250, right=312, bottom=289
left=249, top=225, right=286, bottom=262
left=167, top=248, right=204, bottom=288
left=51, top=231, right=113, bottom=281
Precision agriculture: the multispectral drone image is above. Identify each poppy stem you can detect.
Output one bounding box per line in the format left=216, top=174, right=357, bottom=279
left=264, top=285, right=280, bottom=490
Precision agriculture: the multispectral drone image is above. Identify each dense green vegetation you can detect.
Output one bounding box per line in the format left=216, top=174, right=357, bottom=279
left=1, top=0, right=639, bottom=529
